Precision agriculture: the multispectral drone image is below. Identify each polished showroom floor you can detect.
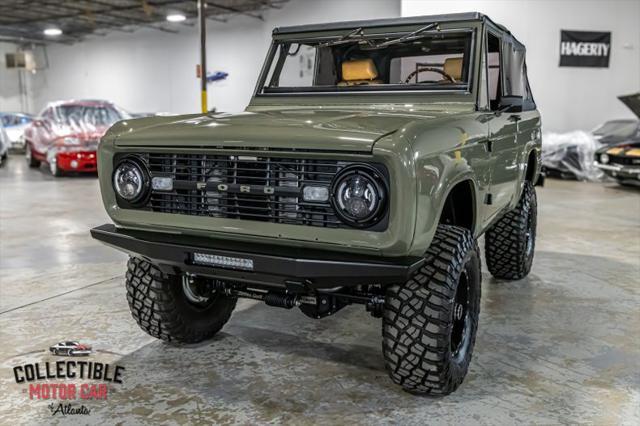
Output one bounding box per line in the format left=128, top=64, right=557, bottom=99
left=1, top=153, right=638, bottom=424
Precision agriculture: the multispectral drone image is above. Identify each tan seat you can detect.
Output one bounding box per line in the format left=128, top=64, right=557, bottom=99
left=338, top=59, right=383, bottom=86
left=442, top=57, right=463, bottom=82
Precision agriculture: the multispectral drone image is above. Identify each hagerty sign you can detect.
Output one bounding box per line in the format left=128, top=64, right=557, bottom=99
left=559, top=30, right=611, bottom=67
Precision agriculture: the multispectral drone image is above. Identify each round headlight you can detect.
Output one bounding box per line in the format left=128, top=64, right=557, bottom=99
left=113, top=159, right=147, bottom=203
left=600, top=153, right=609, bottom=164
left=331, top=165, right=387, bottom=227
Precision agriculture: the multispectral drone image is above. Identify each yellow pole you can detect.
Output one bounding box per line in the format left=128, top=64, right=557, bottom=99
left=198, top=0, right=208, bottom=113
left=201, top=90, right=208, bottom=114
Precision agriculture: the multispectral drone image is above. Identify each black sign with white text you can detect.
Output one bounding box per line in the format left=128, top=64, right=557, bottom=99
left=559, top=30, right=611, bottom=67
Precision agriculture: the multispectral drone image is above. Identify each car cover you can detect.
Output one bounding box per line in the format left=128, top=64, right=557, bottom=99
left=542, top=131, right=604, bottom=181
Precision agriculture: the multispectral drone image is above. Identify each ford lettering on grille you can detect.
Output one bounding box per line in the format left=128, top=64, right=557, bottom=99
left=136, top=153, right=355, bottom=229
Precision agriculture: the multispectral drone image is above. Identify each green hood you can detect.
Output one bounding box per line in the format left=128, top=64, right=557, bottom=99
left=110, top=108, right=454, bottom=153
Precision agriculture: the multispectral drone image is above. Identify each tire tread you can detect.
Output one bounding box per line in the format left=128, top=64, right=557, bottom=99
left=382, top=225, right=481, bottom=395
left=125, top=257, right=236, bottom=343
left=485, top=181, right=537, bottom=280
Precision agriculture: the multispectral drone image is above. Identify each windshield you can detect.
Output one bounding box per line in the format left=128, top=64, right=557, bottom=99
left=52, top=105, right=129, bottom=127
left=1, top=114, right=32, bottom=127
left=260, top=31, right=473, bottom=94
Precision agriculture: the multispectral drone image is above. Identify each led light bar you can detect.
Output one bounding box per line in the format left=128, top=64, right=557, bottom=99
left=192, top=253, right=254, bottom=271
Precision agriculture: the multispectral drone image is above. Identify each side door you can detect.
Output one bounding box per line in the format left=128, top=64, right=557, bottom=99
left=40, top=107, right=59, bottom=155
left=31, top=107, right=53, bottom=156
left=510, top=52, right=541, bottom=200
left=485, top=31, right=522, bottom=218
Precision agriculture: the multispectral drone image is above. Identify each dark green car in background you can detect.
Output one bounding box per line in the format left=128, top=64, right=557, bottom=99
left=92, top=12, right=541, bottom=395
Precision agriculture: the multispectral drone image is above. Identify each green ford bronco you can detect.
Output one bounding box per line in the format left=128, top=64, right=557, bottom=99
left=92, top=12, right=541, bottom=395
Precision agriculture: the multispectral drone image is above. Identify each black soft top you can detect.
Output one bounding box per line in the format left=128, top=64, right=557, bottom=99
left=273, top=11, right=524, bottom=49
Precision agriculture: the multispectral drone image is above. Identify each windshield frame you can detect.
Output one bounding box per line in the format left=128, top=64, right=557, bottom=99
left=254, top=27, right=477, bottom=97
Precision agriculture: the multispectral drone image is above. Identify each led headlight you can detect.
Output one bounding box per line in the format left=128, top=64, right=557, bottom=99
left=600, top=153, right=609, bottom=164
left=113, top=158, right=148, bottom=203
left=303, top=185, right=329, bottom=202
left=331, top=164, right=387, bottom=228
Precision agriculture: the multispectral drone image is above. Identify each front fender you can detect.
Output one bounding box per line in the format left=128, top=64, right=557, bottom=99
left=402, top=115, right=487, bottom=256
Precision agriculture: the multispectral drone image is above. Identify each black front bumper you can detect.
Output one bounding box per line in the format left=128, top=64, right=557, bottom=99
left=90, top=224, right=423, bottom=289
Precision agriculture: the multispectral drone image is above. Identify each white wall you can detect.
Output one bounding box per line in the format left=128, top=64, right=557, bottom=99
left=26, top=0, right=400, bottom=116
left=0, top=42, right=30, bottom=112
left=402, top=0, right=640, bottom=132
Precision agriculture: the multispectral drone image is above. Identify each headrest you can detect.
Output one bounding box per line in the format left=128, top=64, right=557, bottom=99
left=341, top=59, right=378, bottom=81
left=443, top=57, right=463, bottom=81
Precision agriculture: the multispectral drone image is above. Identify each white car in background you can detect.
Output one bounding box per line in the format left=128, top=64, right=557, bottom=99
left=0, top=121, right=10, bottom=166
left=0, top=112, right=33, bottom=150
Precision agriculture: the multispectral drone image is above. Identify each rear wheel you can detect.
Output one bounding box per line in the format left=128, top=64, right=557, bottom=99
left=485, top=181, right=537, bottom=280
left=25, top=143, right=40, bottom=168
left=382, top=225, right=481, bottom=395
left=125, top=257, right=237, bottom=343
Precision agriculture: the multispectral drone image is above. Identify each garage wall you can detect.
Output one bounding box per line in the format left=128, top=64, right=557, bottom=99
left=402, top=0, right=640, bottom=132
left=0, top=42, right=30, bottom=112
left=26, top=0, right=400, bottom=116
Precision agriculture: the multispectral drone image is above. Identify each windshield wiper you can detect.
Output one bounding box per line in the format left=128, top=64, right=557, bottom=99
left=371, top=22, right=440, bottom=49
left=317, top=22, right=440, bottom=49
left=318, top=27, right=369, bottom=48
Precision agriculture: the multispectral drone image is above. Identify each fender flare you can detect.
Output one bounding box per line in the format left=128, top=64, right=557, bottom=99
left=437, top=172, right=479, bottom=232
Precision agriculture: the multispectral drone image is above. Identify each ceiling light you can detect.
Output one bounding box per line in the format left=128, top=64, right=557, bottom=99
left=43, top=28, right=62, bottom=37
left=166, top=13, right=186, bottom=22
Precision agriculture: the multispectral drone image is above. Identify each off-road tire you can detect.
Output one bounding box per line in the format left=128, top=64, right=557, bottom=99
left=382, top=225, right=481, bottom=395
left=26, top=143, right=40, bottom=168
left=125, top=257, right=237, bottom=343
left=485, top=181, right=537, bottom=280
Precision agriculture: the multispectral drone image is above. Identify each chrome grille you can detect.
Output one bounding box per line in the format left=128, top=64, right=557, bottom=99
left=140, top=153, right=349, bottom=228
left=608, top=155, right=640, bottom=166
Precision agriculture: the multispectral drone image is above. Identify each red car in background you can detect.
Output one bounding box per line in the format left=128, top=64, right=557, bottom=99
left=24, top=100, right=130, bottom=176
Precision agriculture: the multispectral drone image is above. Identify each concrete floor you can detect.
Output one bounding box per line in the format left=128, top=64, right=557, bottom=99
left=1, top=153, right=639, bottom=425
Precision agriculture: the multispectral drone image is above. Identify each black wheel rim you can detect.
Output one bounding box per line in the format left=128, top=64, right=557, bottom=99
left=525, top=205, right=535, bottom=258
left=451, top=269, right=471, bottom=359
left=181, top=276, right=217, bottom=309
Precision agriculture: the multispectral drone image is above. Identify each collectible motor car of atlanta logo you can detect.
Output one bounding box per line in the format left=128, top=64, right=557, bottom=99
left=9, top=341, right=126, bottom=416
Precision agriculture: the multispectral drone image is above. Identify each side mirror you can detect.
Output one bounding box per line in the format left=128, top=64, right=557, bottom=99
left=32, top=119, right=44, bottom=127
left=499, top=96, right=523, bottom=113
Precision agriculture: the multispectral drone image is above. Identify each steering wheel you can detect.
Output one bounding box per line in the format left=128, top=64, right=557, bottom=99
left=404, top=67, right=456, bottom=84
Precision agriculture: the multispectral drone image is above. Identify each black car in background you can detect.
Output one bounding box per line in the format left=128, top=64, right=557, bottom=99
left=543, top=94, right=640, bottom=181
left=595, top=93, right=640, bottom=186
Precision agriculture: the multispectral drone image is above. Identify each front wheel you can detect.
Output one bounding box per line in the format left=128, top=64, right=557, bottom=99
left=125, top=257, right=237, bottom=343
left=383, top=225, right=481, bottom=395
left=25, top=143, right=41, bottom=168
left=485, top=181, right=537, bottom=280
